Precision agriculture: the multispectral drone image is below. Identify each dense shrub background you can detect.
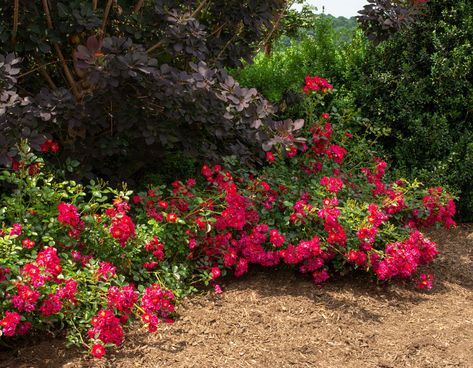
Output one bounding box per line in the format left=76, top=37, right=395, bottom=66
left=354, top=0, right=473, bottom=220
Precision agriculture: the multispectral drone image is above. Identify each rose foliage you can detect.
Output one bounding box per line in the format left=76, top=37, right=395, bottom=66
left=0, top=80, right=455, bottom=358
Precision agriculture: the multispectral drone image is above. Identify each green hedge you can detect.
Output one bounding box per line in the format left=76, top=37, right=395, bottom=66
left=234, top=15, right=367, bottom=104
left=354, top=0, right=473, bottom=220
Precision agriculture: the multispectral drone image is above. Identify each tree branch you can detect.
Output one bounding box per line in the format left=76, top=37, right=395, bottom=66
left=41, top=0, right=81, bottom=100
left=215, top=21, right=243, bottom=61
left=260, top=7, right=287, bottom=56
left=93, top=0, right=98, bottom=11
left=18, top=60, right=61, bottom=78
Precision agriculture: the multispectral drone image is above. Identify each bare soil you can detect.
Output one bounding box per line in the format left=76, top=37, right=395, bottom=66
left=1, top=224, right=472, bottom=368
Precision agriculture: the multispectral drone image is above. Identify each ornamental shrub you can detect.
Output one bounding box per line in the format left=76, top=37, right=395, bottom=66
left=0, top=80, right=455, bottom=358
left=353, top=0, right=473, bottom=220
left=0, top=0, right=292, bottom=179
left=357, top=0, right=430, bottom=44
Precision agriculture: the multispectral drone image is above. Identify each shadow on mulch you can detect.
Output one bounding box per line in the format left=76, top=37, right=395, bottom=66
left=428, top=224, right=473, bottom=292
left=224, top=266, right=426, bottom=324
left=0, top=337, right=83, bottom=368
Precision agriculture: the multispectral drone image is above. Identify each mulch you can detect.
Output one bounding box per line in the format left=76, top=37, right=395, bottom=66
left=1, top=224, right=472, bottom=368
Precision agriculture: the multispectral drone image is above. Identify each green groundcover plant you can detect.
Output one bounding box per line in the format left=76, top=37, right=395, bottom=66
left=0, top=79, right=455, bottom=358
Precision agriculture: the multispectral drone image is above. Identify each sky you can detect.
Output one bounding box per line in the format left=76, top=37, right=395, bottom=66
left=291, top=0, right=369, bottom=18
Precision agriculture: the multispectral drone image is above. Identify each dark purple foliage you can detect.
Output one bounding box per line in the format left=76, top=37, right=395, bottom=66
left=0, top=0, right=294, bottom=179
left=357, top=0, right=429, bottom=44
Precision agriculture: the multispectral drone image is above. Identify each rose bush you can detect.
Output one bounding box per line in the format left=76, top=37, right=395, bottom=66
left=0, top=79, right=455, bottom=358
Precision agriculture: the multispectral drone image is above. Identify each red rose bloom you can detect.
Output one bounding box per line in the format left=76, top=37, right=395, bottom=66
left=91, top=343, right=105, bottom=358
left=166, top=213, right=177, bottom=222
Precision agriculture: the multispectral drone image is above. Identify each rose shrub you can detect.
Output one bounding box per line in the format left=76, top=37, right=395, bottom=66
left=0, top=79, right=455, bottom=358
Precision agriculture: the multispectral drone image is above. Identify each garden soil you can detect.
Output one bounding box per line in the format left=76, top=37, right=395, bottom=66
left=1, top=224, right=472, bottom=368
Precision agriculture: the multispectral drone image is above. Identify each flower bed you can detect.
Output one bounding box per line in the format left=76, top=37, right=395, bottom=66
left=0, top=78, right=455, bottom=358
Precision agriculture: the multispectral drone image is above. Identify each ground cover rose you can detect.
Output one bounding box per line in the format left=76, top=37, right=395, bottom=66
left=0, top=79, right=456, bottom=358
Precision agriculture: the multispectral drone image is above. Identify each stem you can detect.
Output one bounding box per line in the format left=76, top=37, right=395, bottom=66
left=54, top=44, right=81, bottom=100
left=215, top=21, right=243, bottom=61
left=153, top=271, right=166, bottom=287
left=12, top=0, right=19, bottom=45
left=133, top=0, right=145, bottom=13
left=209, top=23, right=225, bottom=37
left=134, top=303, right=146, bottom=314
left=37, top=61, right=57, bottom=90
left=92, top=0, right=98, bottom=11
left=146, top=40, right=165, bottom=54
left=41, top=0, right=81, bottom=100
left=344, top=134, right=382, bottom=174
left=69, top=318, right=90, bottom=349
left=190, top=0, right=209, bottom=18
left=41, top=0, right=53, bottom=29
left=18, top=60, right=62, bottom=78
left=182, top=194, right=225, bottom=220
left=100, top=0, right=113, bottom=36
left=259, top=4, right=288, bottom=55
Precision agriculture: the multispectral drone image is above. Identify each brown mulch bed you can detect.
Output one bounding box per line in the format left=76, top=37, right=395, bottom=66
left=1, top=224, right=472, bottom=368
